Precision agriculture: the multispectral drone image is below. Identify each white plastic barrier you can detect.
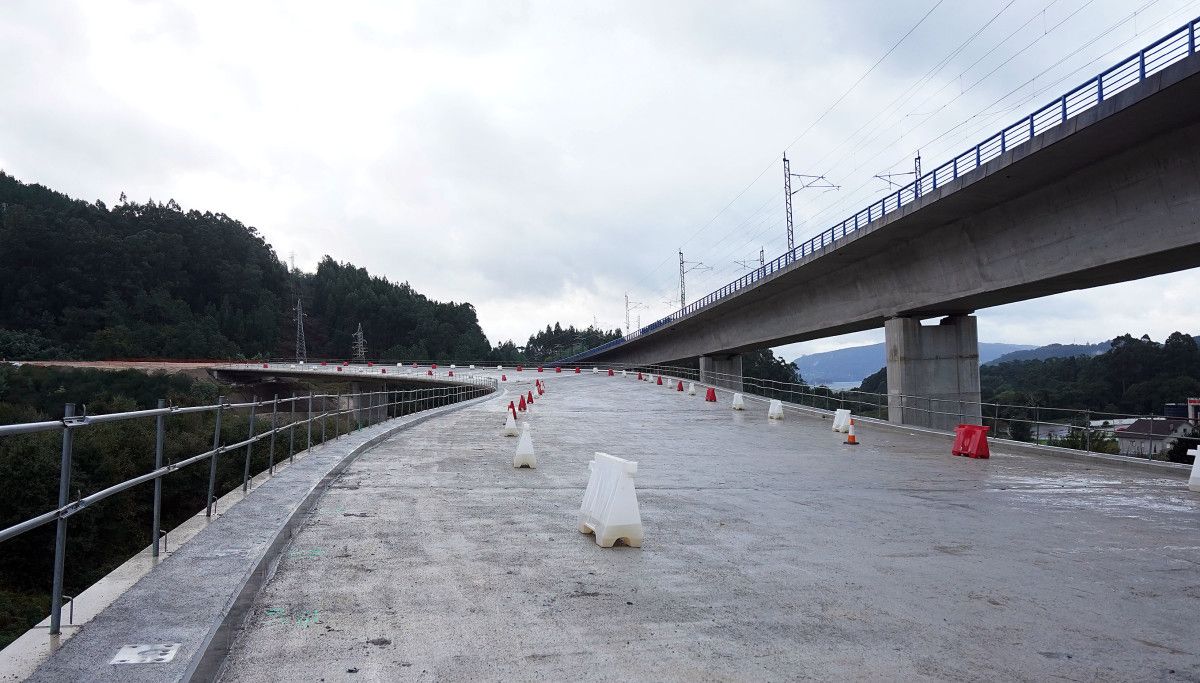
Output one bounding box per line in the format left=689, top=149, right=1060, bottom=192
left=592, top=367, right=599, bottom=374
left=496, top=365, right=503, bottom=371
left=832, top=408, right=852, bottom=433
left=621, top=369, right=627, bottom=377
left=514, top=423, right=536, bottom=468
left=768, top=399, right=784, bottom=420
left=503, top=413, right=519, bottom=437
left=1189, top=448, right=1199, bottom=492
left=450, top=364, right=457, bottom=369
left=688, top=382, right=696, bottom=396
left=731, top=393, right=745, bottom=410
left=578, top=452, right=643, bottom=548
left=469, top=364, right=476, bottom=369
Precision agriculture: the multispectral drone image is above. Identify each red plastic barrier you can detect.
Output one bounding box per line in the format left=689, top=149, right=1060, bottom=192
left=676, top=381, right=684, bottom=392
left=704, top=387, right=717, bottom=402
left=518, top=395, right=527, bottom=412
left=427, top=370, right=433, bottom=376
left=608, top=368, right=614, bottom=376
left=574, top=367, right=581, bottom=374
left=337, top=367, right=342, bottom=372
left=656, top=376, right=663, bottom=385
left=432, top=363, right=438, bottom=369
left=381, top=368, right=387, bottom=374
left=555, top=367, right=562, bottom=373
left=367, top=362, right=374, bottom=367
left=448, top=371, right=454, bottom=377
left=501, top=374, right=507, bottom=381
left=321, top=361, right=327, bottom=366
left=637, top=372, right=643, bottom=381
left=952, top=424, right=991, bottom=459
left=538, top=366, right=544, bottom=372
left=262, top=363, right=269, bottom=368
left=517, top=365, right=524, bottom=372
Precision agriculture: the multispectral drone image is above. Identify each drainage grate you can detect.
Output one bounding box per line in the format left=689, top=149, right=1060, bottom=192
left=110, top=643, right=181, bottom=664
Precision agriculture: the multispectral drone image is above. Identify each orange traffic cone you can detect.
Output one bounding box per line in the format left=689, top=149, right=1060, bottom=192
left=518, top=395, right=527, bottom=412
left=705, top=387, right=717, bottom=402
left=844, top=419, right=859, bottom=446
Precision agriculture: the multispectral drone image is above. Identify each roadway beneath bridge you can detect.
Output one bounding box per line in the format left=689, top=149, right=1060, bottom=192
left=218, top=371, right=1199, bottom=681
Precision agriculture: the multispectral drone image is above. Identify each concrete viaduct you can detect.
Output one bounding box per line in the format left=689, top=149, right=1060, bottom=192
left=567, top=46, right=1200, bottom=431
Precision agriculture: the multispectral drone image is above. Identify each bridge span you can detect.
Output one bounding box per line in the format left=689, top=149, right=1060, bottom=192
left=567, top=21, right=1200, bottom=431
left=13, top=369, right=1197, bottom=681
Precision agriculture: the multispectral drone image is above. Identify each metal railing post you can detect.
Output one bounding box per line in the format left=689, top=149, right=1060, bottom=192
left=268, top=395, right=278, bottom=474
left=334, top=393, right=342, bottom=439
left=288, top=392, right=295, bottom=463
left=206, top=396, right=224, bottom=518
left=306, top=392, right=313, bottom=450
left=49, top=403, right=75, bottom=636
left=242, top=397, right=257, bottom=493
left=320, top=394, right=326, bottom=444
left=151, top=399, right=165, bottom=559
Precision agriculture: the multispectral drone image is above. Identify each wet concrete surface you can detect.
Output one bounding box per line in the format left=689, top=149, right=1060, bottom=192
left=219, top=372, right=1200, bottom=681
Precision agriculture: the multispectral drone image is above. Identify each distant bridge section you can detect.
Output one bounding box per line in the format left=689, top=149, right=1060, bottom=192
left=566, top=19, right=1200, bottom=430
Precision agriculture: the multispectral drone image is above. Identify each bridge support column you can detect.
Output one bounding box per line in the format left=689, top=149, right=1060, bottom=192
left=699, top=354, right=743, bottom=391
left=885, top=315, right=981, bottom=431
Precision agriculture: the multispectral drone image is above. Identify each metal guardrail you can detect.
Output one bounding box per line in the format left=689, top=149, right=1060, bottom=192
left=561, top=16, right=1200, bottom=364
left=632, top=363, right=1194, bottom=460
left=0, top=377, right=495, bottom=636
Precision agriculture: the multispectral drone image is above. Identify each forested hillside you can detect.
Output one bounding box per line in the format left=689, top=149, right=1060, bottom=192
left=0, top=172, right=491, bottom=361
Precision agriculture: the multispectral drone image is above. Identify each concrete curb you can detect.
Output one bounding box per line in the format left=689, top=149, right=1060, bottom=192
left=25, top=392, right=492, bottom=683
left=191, top=392, right=492, bottom=682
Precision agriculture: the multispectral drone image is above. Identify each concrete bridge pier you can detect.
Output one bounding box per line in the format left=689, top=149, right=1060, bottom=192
left=885, top=315, right=982, bottom=431
left=699, top=354, right=744, bottom=391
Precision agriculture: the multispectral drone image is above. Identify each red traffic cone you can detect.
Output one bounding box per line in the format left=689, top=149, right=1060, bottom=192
left=608, top=368, right=614, bottom=376
left=656, top=376, right=663, bottom=385
left=501, top=374, right=507, bottom=381
left=574, top=367, right=581, bottom=374
left=844, top=419, right=859, bottom=446
left=538, top=366, right=544, bottom=372
left=508, top=401, right=517, bottom=419
left=636, top=372, right=643, bottom=380
left=517, top=365, right=524, bottom=372
left=426, top=369, right=432, bottom=376
left=555, top=366, right=562, bottom=373
left=431, top=363, right=437, bottom=369
left=705, top=387, right=717, bottom=402
left=518, top=395, right=527, bottom=412
left=448, top=370, right=454, bottom=377
left=527, top=390, right=534, bottom=405
left=676, top=381, right=684, bottom=392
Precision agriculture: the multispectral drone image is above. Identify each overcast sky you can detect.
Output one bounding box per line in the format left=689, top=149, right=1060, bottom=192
left=2, top=0, right=1198, bottom=359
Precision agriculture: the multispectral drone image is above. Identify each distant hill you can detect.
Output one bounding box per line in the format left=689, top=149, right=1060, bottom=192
left=986, top=336, right=1199, bottom=365
left=792, top=342, right=1034, bottom=385
left=985, top=341, right=1111, bottom=365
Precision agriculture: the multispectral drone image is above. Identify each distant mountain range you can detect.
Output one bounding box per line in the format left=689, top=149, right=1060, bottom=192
left=984, top=341, right=1111, bottom=365
left=791, top=336, right=1199, bottom=385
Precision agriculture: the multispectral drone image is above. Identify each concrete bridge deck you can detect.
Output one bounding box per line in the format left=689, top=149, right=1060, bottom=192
left=215, top=370, right=1199, bottom=681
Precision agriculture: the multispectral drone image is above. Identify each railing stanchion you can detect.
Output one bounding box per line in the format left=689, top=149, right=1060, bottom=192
left=49, top=403, right=76, bottom=636
left=288, top=392, right=295, bottom=463
left=206, top=396, right=224, bottom=518
left=268, top=394, right=278, bottom=474
left=151, top=399, right=166, bottom=559
left=306, top=392, right=313, bottom=450
left=334, top=393, right=342, bottom=439
left=242, top=397, right=257, bottom=493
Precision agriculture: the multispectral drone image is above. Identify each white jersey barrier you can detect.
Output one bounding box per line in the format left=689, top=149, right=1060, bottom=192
left=503, top=413, right=519, bottom=437
left=1189, top=448, right=1199, bottom=492
left=514, top=423, right=536, bottom=468
left=578, top=452, right=643, bottom=548
left=768, top=399, right=784, bottom=420
left=731, top=393, right=745, bottom=410
left=688, top=382, right=696, bottom=396
left=832, top=409, right=852, bottom=433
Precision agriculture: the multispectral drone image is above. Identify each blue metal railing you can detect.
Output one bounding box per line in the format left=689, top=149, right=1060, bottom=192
left=562, top=16, right=1200, bottom=363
